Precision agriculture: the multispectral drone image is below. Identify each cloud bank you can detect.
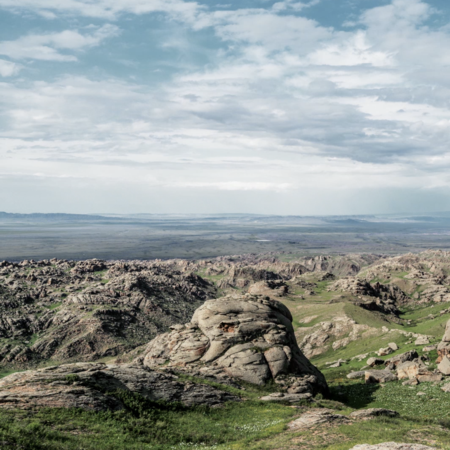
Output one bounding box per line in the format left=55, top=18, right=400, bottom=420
left=1, top=0, right=450, bottom=214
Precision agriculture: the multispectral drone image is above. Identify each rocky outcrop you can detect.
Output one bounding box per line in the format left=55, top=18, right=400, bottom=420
left=360, top=250, right=450, bottom=305
left=298, top=315, right=378, bottom=358
left=0, top=362, right=239, bottom=411
left=247, top=280, right=288, bottom=297
left=329, top=278, right=406, bottom=315
left=0, top=259, right=216, bottom=369
left=139, top=294, right=328, bottom=396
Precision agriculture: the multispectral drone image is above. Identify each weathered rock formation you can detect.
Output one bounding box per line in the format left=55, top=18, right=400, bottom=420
left=329, top=278, right=406, bottom=314
left=0, top=362, right=239, bottom=411
left=138, top=294, right=328, bottom=396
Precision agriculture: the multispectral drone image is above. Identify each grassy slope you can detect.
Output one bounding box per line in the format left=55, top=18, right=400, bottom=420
left=2, top=379, right=450, bottom=450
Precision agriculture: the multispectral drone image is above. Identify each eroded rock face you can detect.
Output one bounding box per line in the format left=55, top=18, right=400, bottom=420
left=0, top=362, right=239, bottom=411
left=139, top=294, right=328, bottom=396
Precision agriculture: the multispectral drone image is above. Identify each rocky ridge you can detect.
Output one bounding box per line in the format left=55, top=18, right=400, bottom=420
left=0, top=258, right=215, bottom=368
left=1, top=250, right=449, bottom=372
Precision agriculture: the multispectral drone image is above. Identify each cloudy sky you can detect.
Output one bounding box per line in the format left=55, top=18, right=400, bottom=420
left=1, top=0, right=450, bottom=215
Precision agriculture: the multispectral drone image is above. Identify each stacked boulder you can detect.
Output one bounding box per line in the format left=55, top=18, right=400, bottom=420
left=138, top=294, right=328, bottom=397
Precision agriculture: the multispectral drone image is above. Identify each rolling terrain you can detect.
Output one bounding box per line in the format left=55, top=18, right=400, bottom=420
left=2, top=250, right=450, bottom=449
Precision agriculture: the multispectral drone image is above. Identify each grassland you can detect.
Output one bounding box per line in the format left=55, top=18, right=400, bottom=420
left=2, top=376, right=450, bottom=450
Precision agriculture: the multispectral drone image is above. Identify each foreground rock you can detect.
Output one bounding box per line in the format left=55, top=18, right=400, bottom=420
left=288, top=408, right=399, bottom=431
left=349, top=408, right=399, bottom=419
left=350, top=444, right=435, bottom=450
left=0, top=362, right=239, bottom=411
left=288, top=410, right=351, bottom=430
left=139, top=294, right=328, bottom=396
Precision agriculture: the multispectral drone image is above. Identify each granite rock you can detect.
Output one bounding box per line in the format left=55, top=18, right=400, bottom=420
left=139, top=294, right=328, bottom=396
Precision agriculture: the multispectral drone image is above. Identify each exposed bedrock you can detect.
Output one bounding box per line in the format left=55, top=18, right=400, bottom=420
left=138, top=294, right=328, bottom=396
left=0, top=362, right=239, bottom=411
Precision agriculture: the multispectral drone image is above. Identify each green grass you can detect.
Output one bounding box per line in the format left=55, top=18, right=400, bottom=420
left=0, top=369, right=20, bottom=379
left=44, top=302, right=62, bottom=310
left=92, top=269, right=109, bottom=277
left=0, top=396, right=295, bottom=450
left=329, top=379, right=450, bottom=421
left=400, top=302, right=450, bottom=321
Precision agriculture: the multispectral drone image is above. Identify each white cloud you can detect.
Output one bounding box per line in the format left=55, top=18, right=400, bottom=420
left=307, top=31, right=394, bottom=67
left=0, top=25, right=119, bottom=61
left=0, top=0, right=202, bottom=21
left=0, top=59, right=20, bottom=76
left=194, top=8, right=331, bottom=52
left=2, top=0, right=450, bottom=213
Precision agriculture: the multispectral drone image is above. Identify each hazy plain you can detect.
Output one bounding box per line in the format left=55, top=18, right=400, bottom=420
left=2, top=212, right=450, bottom=261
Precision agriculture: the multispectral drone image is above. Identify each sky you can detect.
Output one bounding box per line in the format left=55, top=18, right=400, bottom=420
left=1, top=0, right=450, bottom=215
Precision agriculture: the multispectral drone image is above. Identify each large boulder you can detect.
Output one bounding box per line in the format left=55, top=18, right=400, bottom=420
left=438, top=356, right=450, bottom=375
left=397, top=361, right=428, bottom=380
left=138, top=294, right=328, bottom=396
left=437, top=318, right=450, bottom=362
left=365, top=370, right=397, bottom=384
left=0, top=362, right=239, bottom=411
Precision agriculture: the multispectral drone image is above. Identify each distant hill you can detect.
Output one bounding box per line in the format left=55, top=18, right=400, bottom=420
left=0, top=212, right=110, bottom=221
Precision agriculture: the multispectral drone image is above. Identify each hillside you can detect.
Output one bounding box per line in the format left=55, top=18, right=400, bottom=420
left=2, top=250, right=450, bottom=449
